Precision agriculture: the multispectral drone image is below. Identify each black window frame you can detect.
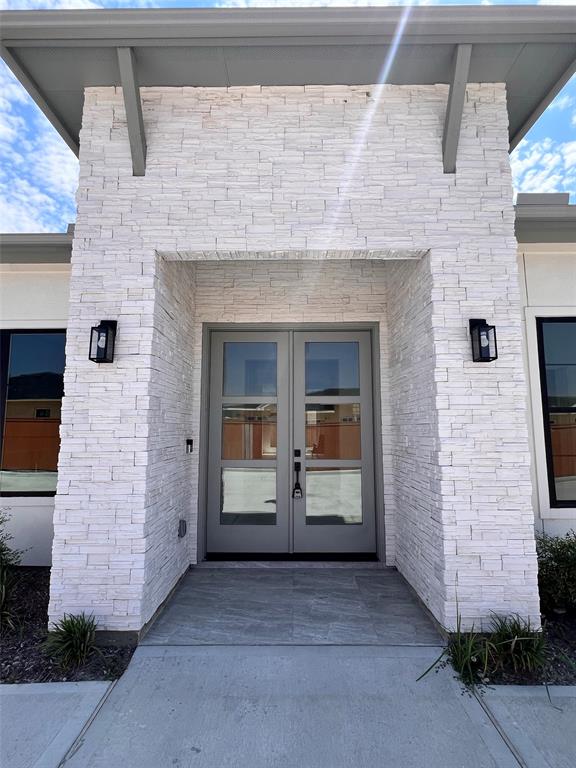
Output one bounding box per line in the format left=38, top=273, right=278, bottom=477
left=0, top=328, right=66, bottom=498
left=536, top=316, right=576, bottom=509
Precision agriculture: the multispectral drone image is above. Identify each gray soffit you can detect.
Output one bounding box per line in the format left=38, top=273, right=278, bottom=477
left=1, top=7, right=575, bottom=157
left=0, top=229, right=74, bottom=263
left=515, top=194, right=576, bottom=244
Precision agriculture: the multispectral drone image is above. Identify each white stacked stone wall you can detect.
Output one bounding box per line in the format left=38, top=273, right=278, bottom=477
left=50, top=82, right=540, bottom=632
left=386, top=257, right=446, bottom=623
left=142, top=259, right=197, bottom=626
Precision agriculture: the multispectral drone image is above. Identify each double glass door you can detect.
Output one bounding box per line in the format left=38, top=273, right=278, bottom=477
left=206, top=330, right=376, bottom=554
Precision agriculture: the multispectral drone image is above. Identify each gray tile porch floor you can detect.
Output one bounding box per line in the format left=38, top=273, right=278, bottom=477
left=142, top=566, right=442, bottom=646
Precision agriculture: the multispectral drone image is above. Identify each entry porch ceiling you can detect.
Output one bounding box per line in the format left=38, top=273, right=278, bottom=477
left=1, top=6, right=575, bottom=156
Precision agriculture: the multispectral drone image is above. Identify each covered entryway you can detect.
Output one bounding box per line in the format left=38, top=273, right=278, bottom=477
left=142, top=566, right=440, bottom=646
left=206, top=328, right=377, bottom=555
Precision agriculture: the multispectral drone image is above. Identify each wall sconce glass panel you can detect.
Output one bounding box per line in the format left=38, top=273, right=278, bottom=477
left=89, top=320, right=117, bottom=363
left=469, top=319, right=497, bottom=362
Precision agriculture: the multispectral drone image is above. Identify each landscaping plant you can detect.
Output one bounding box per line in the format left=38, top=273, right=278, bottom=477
left=536, top=531, right=576, bottom=614
left=0, top=510, right=22, bottom=631
left=44, top=613, right=98, bottom=669
left=417, top=613, right=494, bottom=687
left=488, top=613, right=547, bottom=674
left=418, top=612, right=548, bottom=688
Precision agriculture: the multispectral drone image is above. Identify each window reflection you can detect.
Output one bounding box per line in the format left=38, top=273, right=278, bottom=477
left=1, top=332, right=66, bottom=494
left=305, top=342, right=359, bottom=396
left=223, top=342, right=277, bottom=396
left=222, top=404, right=277, bottom=460
left=548, top=412, right=576, bottom=503
left=540, top=320, right=576, bottom=505
left=305, top=468, right=362, bottom=525
left=305, top=404, right=361, bottom=459
left=220, top=468, right=277, bottom=525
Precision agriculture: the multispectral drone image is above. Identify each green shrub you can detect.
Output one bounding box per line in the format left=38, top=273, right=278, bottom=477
left=0, top=564, right=18, bottom=631
left=536, top=531, right=576, bottom=613
left=488, top=613, right=547, bottom=673
left=446, top=615, right=493, bottom=686
left=418, top=612, right=547, bottom=688
left=44, top=613, right=98, bottom=668
left=0, top=510, right=22, bottom=568
left=417, top=614, right=494, bottom=687
left=0, top=511, right=21, bottom=631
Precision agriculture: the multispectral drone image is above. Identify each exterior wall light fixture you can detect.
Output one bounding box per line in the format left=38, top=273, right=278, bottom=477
left=469, top=318, right=498, bottom=363
left=89, top=320, right=117, bottom=363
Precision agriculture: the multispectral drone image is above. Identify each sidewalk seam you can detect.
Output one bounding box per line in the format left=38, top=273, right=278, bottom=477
left=473, top=690, right=526, bottom=768
left=57, top=679, right=118, bottom=767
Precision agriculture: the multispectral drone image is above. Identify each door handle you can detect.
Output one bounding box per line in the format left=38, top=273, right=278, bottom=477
left=292, top=460, right=303, bottom=499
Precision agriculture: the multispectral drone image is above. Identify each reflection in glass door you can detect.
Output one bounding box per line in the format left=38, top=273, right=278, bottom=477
left=207, top=333, right=290, bottom=552
left=293, top=331, right=376, bottom=553
left=206, top=329, right=376, bottom=554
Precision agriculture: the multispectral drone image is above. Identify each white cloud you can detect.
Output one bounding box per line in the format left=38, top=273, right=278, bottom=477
left=548, top=93, right=575, bottom=112
left=0, top=1, right=159, bottom=8
left=217, top=1, right=424, bottom=6
left=0, top=65, right=78, bottom=232
left=0, top=1, right=101, bottom=8
left=511, top=138, right=576, bottom=199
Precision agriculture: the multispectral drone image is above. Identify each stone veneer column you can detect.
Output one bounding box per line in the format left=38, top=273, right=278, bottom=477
left=49, top=250, right=197, bottom=633
left=387, top=246, right=540, bottom=631
left=429, top=242, right=541, bottom=629
left=48, top=243, right=157, bottom=632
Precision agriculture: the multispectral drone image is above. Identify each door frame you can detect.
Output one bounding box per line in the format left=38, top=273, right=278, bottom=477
left=196, top=322, right=386, bottom=561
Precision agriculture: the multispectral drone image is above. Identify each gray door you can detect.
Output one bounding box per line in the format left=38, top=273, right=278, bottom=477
left=206, top=329, right=376, bottom=554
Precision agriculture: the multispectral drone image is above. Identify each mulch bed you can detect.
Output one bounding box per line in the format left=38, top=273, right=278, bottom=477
left=485, top=611, right=576, bottom=686
left=1, top=567, right=135, bottom=684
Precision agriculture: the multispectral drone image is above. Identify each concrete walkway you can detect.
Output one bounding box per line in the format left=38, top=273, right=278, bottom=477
left=0, top=681, right=110, bottom=768
left=481, top=686, right=576, bottom=768
left=59, top=645, right=519, bottom=768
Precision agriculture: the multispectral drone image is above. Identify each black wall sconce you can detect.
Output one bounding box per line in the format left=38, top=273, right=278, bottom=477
left=469, top=318, right=498, bottom=362
left=89, top=320, right=117, bottom=363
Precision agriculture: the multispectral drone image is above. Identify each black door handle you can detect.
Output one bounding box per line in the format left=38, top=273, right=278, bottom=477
left=292, top=460, right=303, bottom=499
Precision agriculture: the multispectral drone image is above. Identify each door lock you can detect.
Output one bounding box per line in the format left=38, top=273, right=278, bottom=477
left=292, top=460, right=303, bottom=499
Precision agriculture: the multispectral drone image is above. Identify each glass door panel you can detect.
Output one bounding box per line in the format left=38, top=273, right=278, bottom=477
left=222, top=404, right=277, bottom=460
left=293, top=330, right=376, bottom=553
left=305, top=468, right=362, bottom=525
left=207, top=332, right=289, bottom=552
left=305, top=404, right=361, bottom=460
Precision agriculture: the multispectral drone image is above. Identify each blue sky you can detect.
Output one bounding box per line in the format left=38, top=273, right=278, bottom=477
left=0, top=0, right=574, bottom=232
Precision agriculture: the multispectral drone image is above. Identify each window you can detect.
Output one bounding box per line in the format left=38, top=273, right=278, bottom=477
left=0, top=331, right=66, bottom=496
left=537, top=318, right=576, bottom=507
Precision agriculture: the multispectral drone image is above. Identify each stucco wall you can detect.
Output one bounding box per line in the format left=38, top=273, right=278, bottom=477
left=518, top=245, right=576, bottom=537
left=0, top=263, right=70, bottom=566
left=49, top=82, right=540, bottom=631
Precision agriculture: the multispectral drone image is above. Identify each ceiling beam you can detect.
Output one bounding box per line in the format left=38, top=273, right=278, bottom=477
left=0, top=44, right=79, bottom=155
left=117, top=46, right=146, bottom=177
left=442, top=43, right=472, bottom=174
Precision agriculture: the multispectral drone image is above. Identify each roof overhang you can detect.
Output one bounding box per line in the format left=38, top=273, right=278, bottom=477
left=0, top=229, right=74, bottom=263
left=1, top=6, right=575, bottom=163
left=515, top=193, right=576, bottom=244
